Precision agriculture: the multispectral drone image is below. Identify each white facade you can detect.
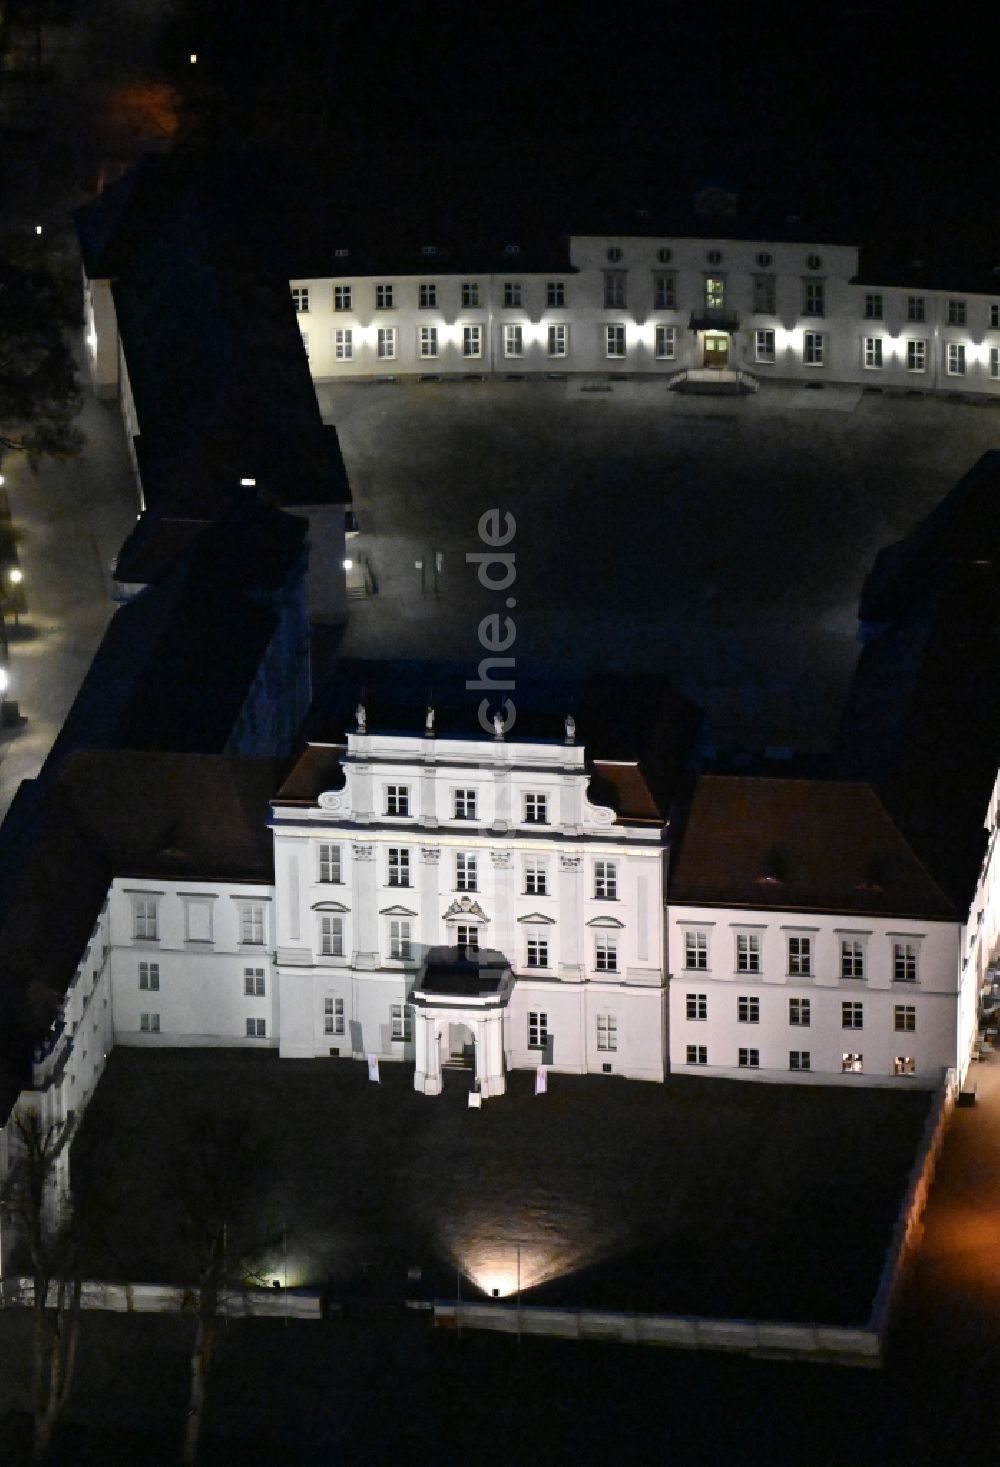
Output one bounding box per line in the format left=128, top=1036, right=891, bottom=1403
left=270, top=731, right=667, bottom=1086
left=667, top=903, right=963, bottom=1087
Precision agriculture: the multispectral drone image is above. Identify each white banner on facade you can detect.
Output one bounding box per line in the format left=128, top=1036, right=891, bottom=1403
left=535, top=1067, right=547, bottom=1095
left=367, top=1054, right=380, bottom=1083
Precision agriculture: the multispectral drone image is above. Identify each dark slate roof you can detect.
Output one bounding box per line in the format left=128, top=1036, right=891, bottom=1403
left=589, top=762, right=663, bottom=825
left=0, top=752, right=282, bottom=1087
left=412, top=947, right=511, bottom=999
left=273, top=745, right=346, bottom=806
left=669, top=776, right=957, bottom=921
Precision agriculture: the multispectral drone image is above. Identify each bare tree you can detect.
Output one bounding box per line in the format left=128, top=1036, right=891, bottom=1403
left=1, top=1106, right=82, bottom=1463
left=167, top=1106, right=274, bottom=1466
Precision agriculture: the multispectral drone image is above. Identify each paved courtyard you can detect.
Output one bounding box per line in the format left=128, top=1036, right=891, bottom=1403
left=71, top=1048, right=930, bottom=1327
left=319, top=378, right=1000, bottom=752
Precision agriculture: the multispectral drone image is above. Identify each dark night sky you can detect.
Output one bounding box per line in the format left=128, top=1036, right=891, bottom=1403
left=169, top=1, right=996, bottom=245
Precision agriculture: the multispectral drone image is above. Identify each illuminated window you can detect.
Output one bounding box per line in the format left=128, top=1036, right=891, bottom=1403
left=455, top=853, right=478, bottom=891
left=603, top=271, right=627, bottom=309
left=546, top=281, right=565, bottom=307
left=374, top=283, right=394, bottom=310
left=789, top=1050, right=811, bottom=1071
left=594, top=935, right=618, bottom=972
left=319, top=844, right=342, bottom=883
left=753, top=276, right=776, bottom=313
left=991, top=347, right=1000, bottom=379
left=526, top=934, right=549, bottom=969
left=802, top=281, right=825, bottom=317
left=376, top=327, right=397, bottom=360
left=524, top=858, right=547, bottom=896
left=386, top=785, right=410, bottom=816
left=138, top=961, right=159, bottom=991
left=893, top=941, right=918, bottom=982
left=387, top=848, right=410, bottom=887
left=684, top=930, right=708, bottom=970
left=333, top=285, right=352, bottom=311
left=863, top=337, right=883, bottom=369
left=686, top=993, right=707, bottom=1020
left=842, top=1001, right=863, bottom=1030
left=140, top=1012, right=160, bottom=1033
left=503, top=281, right=522, bottom=308
left=788, top=998, right=810, bottom=1026
left=456, top=924, right=480, bottom=950
left=737, top=995, right=760, bottom=1024
left=319, top=916, right=344, bottom=957
left=755, top=328, right=775, bottom=363
left=906, top=296, right=925, bottom=322
left=893, top=1056, right=916, bottom=1076
left=418, top=282, right=437, bottom=309
left=461, top=282, right=479, bottom=307
left=324, top=996, right=345, bottom=1035
left=291, top=287, right=309, bottom=312
left=894, top=1004, right=916, bottom=1032
left=842, top=1052, right=863, bottom=1073
left=528, top=1010, right=549, bottom=1049
left=803, top=331, right=824, bottom=366
left=840, top=938, right=865, bottom=978
left=946, top=342, right=966, bottom=376
left=133, top=897, right=159, bottom=940
left=594, top=861, right=618, bottom=899
left=389, top=921, right=412, bottom=961
left=738, top=1047, right=759, bottom=1069
left=735, top=933, right=761, bottom=973
left=462, top=325, right=483, bottom=358
left=864, top=293, right=883, bottom=320
left=705, top=276, right=725, bottom=309
left=504, top=324, right=523, bottom=358
left=524, top=793, right=548, bottom=824
left=947, top=299, right=966, bottom=326
left=653, top=273, right=676, bottom=309
left=597, top=1014, right=618, bottom=1051
left=334, top=328, right=353, bottom=361
left=391, top=1004, right=412, bottom=1041
left=906, top=339, right=927, bottom=373
left=239, top=903, right=265, bottom=945
left=547, top=323, right=568, bottom=357
left=605, top=323, right=626, bottom=358
left=685, top=1044, right=708, bottom=1065
left=655, top=324, right=676, bottom=360
left=244, top=967, right=265, bottom=997
left=419, top=325, right=438, bottom=359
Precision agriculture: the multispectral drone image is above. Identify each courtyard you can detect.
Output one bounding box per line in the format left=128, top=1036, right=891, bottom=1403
left=71, top=1047, right=930, bottom=1327
left=319, top=378, right=1000, bottom=752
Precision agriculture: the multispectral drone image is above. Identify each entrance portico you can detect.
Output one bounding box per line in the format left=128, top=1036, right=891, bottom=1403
left=410, top=946, right=513, bottom=1098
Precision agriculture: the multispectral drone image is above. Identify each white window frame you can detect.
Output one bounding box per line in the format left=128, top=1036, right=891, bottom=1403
left=654, top=324, right=676, bottom=360
left=524, top=858, right=548, bottom=896
left=454, top=787, right=477, bottom=820
left=892, top=941, right=919, bottom=983
left=803, top=331, right=824, bottom=366
left=906, top=339, right=927, bottom=373
left=788, top=997, right=811, bottom=1027
left=320, top=915, right=344, bottom=958
left=503, top=281, right=522, bottom=309
left=863, top=293, right=883, bottom=320
left=842, top=1052, right=864, bottom=1074
left=947, top=342, right=966, bottom=376
left=603, top=271, right=627, bottom=309
left=893, top=1056, right=916, bottom=1076
left=863, top=336, right=883, bottom=370
left=319, top=843, right=342, bottom=883
left=594, top=935, right=618, bottom=973
left=990, top=302, right=1000, bottom=330
left=546, top=281, right=565, bottom=308
left=738, top=1047, right=760, bottom=1069
left=906, top=295, right=925, bottom=322
left=418, top=282, right=437, bottom=309
left=991, top=346, right=1000, bottom=380
left=524, top=793, right=548, bottom=824
left=132, top=896, right=159, bottom=941
left=686, top=992, right=707, bottom=1021
left=547, top=323, right=567, bottom=358
left=842, top=1001, right=864, bottom=1030
left=455, top=852, right=478, bottom=892
left=653, top=272, right=676, bottom=310
left=737, top=995, right=760, bottom=1024
left=525, top=932, right=549, bottom=969
left=334, top=328, right=353, bottom=361
left=462, top=324, right=483, bottom=358
left=803, top=281, right=825, bottom=317
left=324, top=996, right=345, bottom=1035
left=140, top=1012, right=160, bottom=1033
left=528, top=1010, right=549, bottom=1049
left=684, top=930, right=709, bottom=970
left=596, top=1014, right=618, bottom=1052
left=418, top=325, right=438, bottom=359
left=685, top=1044, right=708, bottom=1065
left=789, top=1050, right=811, bottom=1071
left=787, top=936, right=812, bottom=976
left=894, top=1004, right=916, bottom=1033
left=456, top=923, right=480, bottom=950
left=391, top=1004, right=412, bottom=1041
left=503, top=323, right=524, bottom=359
left=389, top=920, right=412, bottom=961
left=755, top=328, right=776, bottom=363
left=461, top=282, right=479, bottom=307
left=840, top=937, right=866, bottom=979
left=387, top=848, right=411, bottom=888
left=376, top=326, right=397, bottom=360
left=947, top=299, right=967, bottom=326
left=246, top=1017, right=266, bottom=1038
left=333, top=284, right=352, bottom=312
left=605, top=323, right=626, bottom=358
left=291, top=286, right=309, bottom=313
left=138, top=961, right=159, bottom=992
left=239, top=902, right=265, bottom=946
left=386, top=784, right=410, bottom=816
left=374, top=283, right=394, bottom=310
left=244, top=967, right=266, bottom=997
left=735, top=932, right=761, bottom=973
left=594, top=860, right=618, bottom=900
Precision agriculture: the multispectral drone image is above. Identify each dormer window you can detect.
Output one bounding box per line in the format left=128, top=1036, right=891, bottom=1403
left=386, top=785, right=410, bottom=817
left=421, top=244, right=438, bottom=256
left=524, top=793, right=548, bottom=824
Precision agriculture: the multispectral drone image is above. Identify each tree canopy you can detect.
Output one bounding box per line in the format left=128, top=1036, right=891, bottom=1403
left=0, top=230, right=84, bottom=466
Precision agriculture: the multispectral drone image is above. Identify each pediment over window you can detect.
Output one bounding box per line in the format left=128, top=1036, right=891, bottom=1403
left=442, top=896, right=489, bottom=923
left=312, top=900, right=350, bottom=913
left=379, top=904, right=418, bottom=918
left=516, top=911, right=556, bottom=925
left=586, top=915, right=625, bottom=929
